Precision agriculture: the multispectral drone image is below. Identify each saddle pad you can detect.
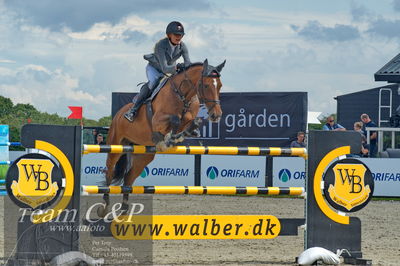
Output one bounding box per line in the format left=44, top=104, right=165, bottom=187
left=133, top=77, right=169, bottom=105
left=149, top=77, right=169, bottom=101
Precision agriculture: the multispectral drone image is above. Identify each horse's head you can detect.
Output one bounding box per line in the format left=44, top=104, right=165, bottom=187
left=197, top=59, right=226, bottom=122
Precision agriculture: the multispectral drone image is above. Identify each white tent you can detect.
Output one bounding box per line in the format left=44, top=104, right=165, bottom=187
left=307, top=111, right=322, bottom=124
left=307, top=111, right=322, bottom=131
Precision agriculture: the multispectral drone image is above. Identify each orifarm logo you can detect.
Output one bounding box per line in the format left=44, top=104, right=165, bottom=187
left=140, top=167, right=150, bottom=178
left=278, top=169, right=291, bottom=182
left=206, top=166, right=259, bottom=179
left=206, top=166, right=219, bottom=179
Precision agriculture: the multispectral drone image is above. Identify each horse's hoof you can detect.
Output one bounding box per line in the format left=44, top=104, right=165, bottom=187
left=176, top=136, right=185, bottom=143
left=97, top=204, right=109, bottom=218
left=156, top=142, right=168, bottom=152
left=191, top=129, right=201, bottom=138
left=194, top=117, right=202, bottom=125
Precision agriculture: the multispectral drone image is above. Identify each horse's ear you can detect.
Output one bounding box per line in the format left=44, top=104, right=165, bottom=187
left=202, top=59, right=209, bottom=75
left=216, top=60, right=226, bottom=73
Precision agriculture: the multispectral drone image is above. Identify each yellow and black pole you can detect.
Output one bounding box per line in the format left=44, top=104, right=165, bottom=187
left=82, top=185, right=305, bottom=196
left=83, top=144, right=307, bottom=158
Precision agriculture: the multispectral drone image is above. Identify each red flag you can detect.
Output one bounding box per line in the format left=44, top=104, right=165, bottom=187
left=68, top=106, right=83, bottom=119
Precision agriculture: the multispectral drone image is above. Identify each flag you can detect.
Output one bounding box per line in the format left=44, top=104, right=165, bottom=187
left=68, top=106, right=83, bottom=119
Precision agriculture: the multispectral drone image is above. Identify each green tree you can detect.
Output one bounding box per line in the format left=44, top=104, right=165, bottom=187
left=0, top=96, right=13, bottom=117
left=0, top=95, right=114, bottom=144
left=98, top=116, right=112, bottom=126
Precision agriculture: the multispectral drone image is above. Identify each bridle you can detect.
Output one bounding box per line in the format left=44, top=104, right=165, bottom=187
left=169, top=68, right=221, bottom=115
left=197, top=75, right=220, bottom=113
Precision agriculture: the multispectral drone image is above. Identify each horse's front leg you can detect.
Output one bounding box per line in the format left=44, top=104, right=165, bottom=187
left=151, top=112, right=178, bottom=151
left=182, top=117, right=202, bottom=138
left=165, top=115, right=182, bottom=146
left=166, top=115, right=202, bottom=145
left=172, top=117, right=202, bottom=143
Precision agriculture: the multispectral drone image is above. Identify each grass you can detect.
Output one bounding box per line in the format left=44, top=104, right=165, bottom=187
left=0, top=165, right=9, bottom=179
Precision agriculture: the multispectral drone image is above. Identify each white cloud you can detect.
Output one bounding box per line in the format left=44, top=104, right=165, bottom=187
left=0, top=1, right=399, bottom=121
left=0, top=64, right=108, bottom=117
left=0, top=59, right=16, bottom=64
left=67, top=16, right=151, bottom=41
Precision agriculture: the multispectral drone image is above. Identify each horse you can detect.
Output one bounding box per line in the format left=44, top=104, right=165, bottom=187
left=98, top=59, right=226, bottom=216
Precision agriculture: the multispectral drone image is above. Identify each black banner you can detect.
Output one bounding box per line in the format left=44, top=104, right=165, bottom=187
left=112, top=92, right=307, bottom=147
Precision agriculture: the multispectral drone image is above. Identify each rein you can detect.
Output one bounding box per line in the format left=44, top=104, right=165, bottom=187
left=169, top=71, right=196, bottom=117
left=169, top=67, right=220, bottom=116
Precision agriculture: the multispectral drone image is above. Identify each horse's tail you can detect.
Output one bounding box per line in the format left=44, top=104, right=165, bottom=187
left=103, top=109, right=132, bottom=186
left=111, top=154, right=131, bottom=185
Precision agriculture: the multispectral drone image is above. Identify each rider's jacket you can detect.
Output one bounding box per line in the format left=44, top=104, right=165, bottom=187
left=144, top=37, right=191, bottom=74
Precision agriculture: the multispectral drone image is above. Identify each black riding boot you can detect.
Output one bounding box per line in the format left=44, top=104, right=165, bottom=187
left=124, top=83, right=151, bottom=122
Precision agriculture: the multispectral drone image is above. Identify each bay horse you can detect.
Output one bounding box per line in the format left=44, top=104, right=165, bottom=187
left=98, top=59, right=226, bottom=216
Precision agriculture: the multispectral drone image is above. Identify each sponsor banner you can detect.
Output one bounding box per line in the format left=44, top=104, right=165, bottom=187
left=112, top=92, right=307, bottom=147
left=81, top=153, right=107, bottom=186
left=135, top=154, right=194, bottom=186
left=111, top=215, right=281, bottom=240
left=358, top=158, right=400, bottom=197
left=273, top=157, right=306, bottom=188
left=0, top=125, right=9, bottom=162
left=81, top=154, right=194, bottom=186
left=201, top=155, right=265, bottom=186
left=9, top=151, right=27, bottom=161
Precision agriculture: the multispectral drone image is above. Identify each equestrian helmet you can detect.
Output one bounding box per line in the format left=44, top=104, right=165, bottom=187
left=166, top=21, right=185, bottom=35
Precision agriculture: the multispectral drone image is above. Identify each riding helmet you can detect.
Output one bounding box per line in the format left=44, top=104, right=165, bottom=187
left=166, top=21, right=185, bottom=35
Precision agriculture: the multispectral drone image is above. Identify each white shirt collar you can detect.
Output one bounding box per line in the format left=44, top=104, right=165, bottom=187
left=169, top=40, right=178, bottom=50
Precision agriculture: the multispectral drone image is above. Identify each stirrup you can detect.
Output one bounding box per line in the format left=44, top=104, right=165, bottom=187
left=124, top=110, right=137, bottom=122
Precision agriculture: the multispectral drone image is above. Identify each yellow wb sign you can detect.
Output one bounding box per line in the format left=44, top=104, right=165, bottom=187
left=327, top=163, right=371, bottom=211
left=11, top=159, right=59, bottom=209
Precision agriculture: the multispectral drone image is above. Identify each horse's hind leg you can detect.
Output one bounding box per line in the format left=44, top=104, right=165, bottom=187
left=97, top=153, right=124, bottom=217
left=121, top=154, right=155, bottom=213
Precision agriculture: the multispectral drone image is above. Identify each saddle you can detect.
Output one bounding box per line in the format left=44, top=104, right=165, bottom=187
left=132, top=76, right=169, bottom=105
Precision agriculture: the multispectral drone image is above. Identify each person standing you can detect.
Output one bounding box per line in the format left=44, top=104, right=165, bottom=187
left=361, top=113, right=378, bottom=157
left=354, top=121, right=369, bottom=157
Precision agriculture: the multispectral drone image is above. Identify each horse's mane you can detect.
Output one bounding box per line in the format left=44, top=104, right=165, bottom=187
left=187, top=62, right=203, bottom=68
left=176, top=62, right=203, bottom=75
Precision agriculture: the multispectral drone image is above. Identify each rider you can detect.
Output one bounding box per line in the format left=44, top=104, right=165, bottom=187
left=124, top=21, right=192, bottom=122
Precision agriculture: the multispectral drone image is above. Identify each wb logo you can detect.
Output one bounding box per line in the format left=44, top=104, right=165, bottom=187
left=323, top=159, right=374, bottom=213
left=10, top=158, right=59, bottom=209
left=189, top=105, right=220, bottom=139
left=335, top=168, right=363, bottom=193
left=20, top=164, right=51, bottom=190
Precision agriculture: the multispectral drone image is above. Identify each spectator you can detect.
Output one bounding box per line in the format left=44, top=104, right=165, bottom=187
left=92, top=129, right=98, bottom=144
left=354, top=122, right=369, bottom=157
left=322, top=116, right=346, bottom=131
left=290, top=131, right=306, bottom=148
left=96, top=133, right=106, bottom=145
left=361, top=113, right=377, bottom=157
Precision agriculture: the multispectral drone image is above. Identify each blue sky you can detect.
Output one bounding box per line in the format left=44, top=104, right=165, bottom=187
left=0, top=0, right=399, bottom=119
